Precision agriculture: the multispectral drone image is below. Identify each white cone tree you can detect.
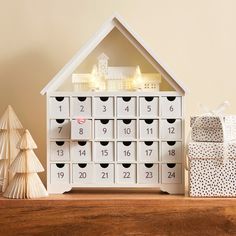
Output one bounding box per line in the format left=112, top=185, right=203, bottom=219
left=3, top=129, right=48, bottom=198
left=0, top=105, right=23, bottom=192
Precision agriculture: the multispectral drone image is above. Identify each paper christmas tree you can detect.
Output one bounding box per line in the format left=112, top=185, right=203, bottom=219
left=0, top=105, right=23, bottom=192
left=3, top=129, right=48, bottom=198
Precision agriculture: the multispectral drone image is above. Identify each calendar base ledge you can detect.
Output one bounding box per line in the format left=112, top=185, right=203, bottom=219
left=47, top=184, right=185, bottom=194
left=1, top=190, right=236, bottom=236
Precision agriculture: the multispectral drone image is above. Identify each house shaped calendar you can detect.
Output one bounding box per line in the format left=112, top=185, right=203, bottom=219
left=41, top=14, right=187, bottom=194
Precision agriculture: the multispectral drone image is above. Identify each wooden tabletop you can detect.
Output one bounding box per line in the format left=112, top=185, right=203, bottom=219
left=0, top=190, right=236, bottom=236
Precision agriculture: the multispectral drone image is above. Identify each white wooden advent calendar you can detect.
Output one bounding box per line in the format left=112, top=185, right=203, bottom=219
left=41, top=14, right=186, bottom=194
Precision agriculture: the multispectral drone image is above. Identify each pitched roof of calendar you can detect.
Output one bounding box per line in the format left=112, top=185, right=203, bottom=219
left=41, top=13, right=187, bottom=95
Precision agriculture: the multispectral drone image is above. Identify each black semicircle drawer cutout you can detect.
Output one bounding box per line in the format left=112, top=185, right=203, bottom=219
left=56, top=119, right=65, bottom=124
left=56, top=141, right=64, bottom=146
left=100, top=164, right=109, bottom=168
left=78, top=163, right=87, bottom=168
left=167, top=96, right=176, bottom=101
left=100, top=97, right=109, bottom=102
left=100, top=119, right=109, bottom=125
left=55, top=97, right=64, bottom=102
left=56, top=163, right=65, bottom=168
left=78, top=141, right=87, bottom=146
left=100, top=141, right=109, bottom=146
left=123, top=141, right=131, bottom=146
left=122, top=97, right=131, bottom=102
left=167, top=119, right=176, bottom=124
left=167, top=141, right=176, bottom=146
left=145, top=97, right=154, bottom=102
left=122, top=164, right=131, bottom=168
left=167, top=163, right=176, bottom=168
left=145, top=119, right=154, bottom=124
left=77, top=97, right=86, bottom=101
left=123, top=119, right=132, bottom=124
left=145, top=163, right=153, bottom=168
left=145, top=141, right=153, bottom=146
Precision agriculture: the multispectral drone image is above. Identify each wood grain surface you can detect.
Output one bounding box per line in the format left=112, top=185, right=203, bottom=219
left=0, top=189, right=236, bottom=236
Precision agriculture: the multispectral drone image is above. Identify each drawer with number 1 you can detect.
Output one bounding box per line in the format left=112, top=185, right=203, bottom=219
left=49, top=97, right=69, bottom=118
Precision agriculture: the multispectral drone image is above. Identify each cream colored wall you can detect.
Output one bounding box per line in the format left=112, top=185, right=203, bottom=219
left=1, top=0, right=236, bottom=184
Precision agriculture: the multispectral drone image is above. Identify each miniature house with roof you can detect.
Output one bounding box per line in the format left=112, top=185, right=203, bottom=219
left=41, top=14, right=186, bottom=194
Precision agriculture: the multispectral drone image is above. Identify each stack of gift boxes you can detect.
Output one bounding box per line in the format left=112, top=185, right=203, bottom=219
left=188, top=115, right=236, bottom=197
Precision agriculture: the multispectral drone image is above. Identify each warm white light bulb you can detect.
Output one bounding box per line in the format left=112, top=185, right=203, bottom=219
left=135, top=66, right=142, bottom=89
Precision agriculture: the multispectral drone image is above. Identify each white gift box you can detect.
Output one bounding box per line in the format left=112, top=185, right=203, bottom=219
left=188, top=142, right=236, bottom=197
left=190, top=116, right=236, bottom=142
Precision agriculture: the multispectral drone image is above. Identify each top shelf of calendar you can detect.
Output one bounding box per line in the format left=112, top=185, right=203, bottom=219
left=47, top=91, right=182, bottom=97
left=41, top=14, right=187, bottom=96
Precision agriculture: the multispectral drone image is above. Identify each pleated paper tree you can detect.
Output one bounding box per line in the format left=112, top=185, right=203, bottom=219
left=3, top=129, right=48, bottom=198
left=0, top=105, right=23, bottom=192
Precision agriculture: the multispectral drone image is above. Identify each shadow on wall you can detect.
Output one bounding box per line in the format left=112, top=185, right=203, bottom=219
left=0, top=49, right=54, bottom=185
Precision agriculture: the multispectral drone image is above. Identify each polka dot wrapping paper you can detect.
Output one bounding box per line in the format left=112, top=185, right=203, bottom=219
left=188, top=142, right=236, bottom=197
left=190, top=116, right=236, bottom=142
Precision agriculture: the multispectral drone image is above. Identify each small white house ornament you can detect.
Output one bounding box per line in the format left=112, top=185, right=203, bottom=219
left=72, top=53, right=162, bottom=92
left=97, top=53, right=109, bottom=76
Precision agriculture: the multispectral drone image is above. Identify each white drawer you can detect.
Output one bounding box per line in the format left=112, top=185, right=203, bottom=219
left=160, top=119, right=182, bottom=140
left=117, top=97, right=136, bottom=117
left=138, top=163, right=159, bottom=184
left=49, top=97, right=69, bottom=118
left=71, top=119, right=92, bottom=140
left=94, top=97, right=114, bottom=117
left=50, top=141, right=70, bottom=161
left=140, top=97, right=158, bottom=117
left=117, top=119, right=136, bottom=139
left=71, top=141, right=92, bottom=162
left=117, top=164, right=136, bottom=184
left=117, top=141, right=136, bottom=162
left=139, top=119, right=159, bottom=139
left=161, top=141, right=182, bottom=162
left=139, top=141, right=159, bottom=162
left=160, top=96, right=182, bottom=117
left=50, top=119, right=70, bottom=139
left=72, top=163, right=93, bottom=184
left=94, top=141, right=114, bottom=162
left=50, top=163, right=70, bottom=184
left=161, top=163, right=182, bottom=184
left=72, top=97, right=92, bottom=117
left=95, top=164, right=114, bottom=184
left=94, top=119, right=114, bottom=139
